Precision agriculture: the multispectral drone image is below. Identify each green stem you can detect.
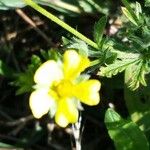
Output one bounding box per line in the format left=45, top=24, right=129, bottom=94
left=24, top=0, right=98, bottom=50
left=90, top=59, right=101, bottom=66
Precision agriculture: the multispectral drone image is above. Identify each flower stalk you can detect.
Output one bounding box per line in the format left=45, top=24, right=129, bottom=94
left=24, top=0, right=99, bottom=50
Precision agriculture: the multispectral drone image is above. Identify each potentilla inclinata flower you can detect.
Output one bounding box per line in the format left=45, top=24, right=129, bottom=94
left=29, top=50, right=101, bottom=127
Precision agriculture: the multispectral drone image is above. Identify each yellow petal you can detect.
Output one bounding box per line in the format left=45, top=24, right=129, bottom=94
left=63, top=50, right=90, bottom=80
left=34, top=60, right=63, bottom=85
left=73, top=80, right=101, bottom=106
left=29, top=89, right=56, bottom=119
left=55, top=98, right=78, bottom=127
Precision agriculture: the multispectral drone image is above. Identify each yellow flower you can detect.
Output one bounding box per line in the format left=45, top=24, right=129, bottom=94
left=29, top=50, right=101, bottom=127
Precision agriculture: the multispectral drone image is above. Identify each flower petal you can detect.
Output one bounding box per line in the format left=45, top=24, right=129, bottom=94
left=55, top=98, right=78, bottom=127
left=29, top=89, right=56, bottom=119
left=63, top=50, right=90, bottom=80
left=34, top=60, right=63, bottom=85
left=73, top=80, right=101, bottom=105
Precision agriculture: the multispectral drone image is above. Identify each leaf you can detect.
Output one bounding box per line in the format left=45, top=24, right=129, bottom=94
left=12, top=55, right=41, bottom=95
left=127, top=60, right=149, bottom=90
left=128, top=67, right=144, bottom=90
left=40, top=49, right=62, bottom=61
left=125, top=72, right=150, bottom=136
left=121, top=0, right=139, bottom=25
left=63, top=37, right=89, bottom=57
left=135, top=2, right=142, bottom=19
left=0, top=60, right=14, bottom=78
left=105, top=108, right=149, bottom=150
left=0, top=0, right=25, bottom=10
left=93, top=16, right=107, bottom=47
left=78, top=0, right=93, bottom=13
left=145, top=0, right=150, bottom=7
left=0, top=142, right=23, bottom=149
left=0, top=0, right=79, bottom=15
left=121, top=7, right=138, bottom=26
left=34, top=0, right=79, bottom=15
left=84, top=0, right=108, bottom=15
left=98, top=59, right=139, bottom=78
left=62, top=36, right=70, bottom=45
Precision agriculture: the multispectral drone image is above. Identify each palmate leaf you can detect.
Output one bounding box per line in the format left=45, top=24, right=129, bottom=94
left=99, top=57, right=150, bottom=90
left=105, top=108, right=149, bottom=150
left=98, top=59, right=139, bottom=78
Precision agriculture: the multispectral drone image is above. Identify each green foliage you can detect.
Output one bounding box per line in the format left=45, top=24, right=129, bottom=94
left=40, top=49, right=62, bottom=61
left=125, top=68, right=150, bottom=137
left=97, top=1, right=150, bottom=90
left=127, top=60, right=149, bottom=90
left=145, top=0, right=150, bottom=7
left=0, top=0, right=110, bottom=15
left=0, top=60, right=14, bottom=78
left=93, top=16, right=107, bottom=48
left=1, top=0, right=150, bottom=149
left=99, top=57, right=150, bottom=90
left=80, top=0, right=109, bottom=14
left=105, top=108, right=149, bottom=150
left=99, top=59, right=139, bottom=78
left=121, top=7, right=138, bottom=26
left=0, top=0, right=25, bottom=9
left=62, top=37, right=89, bottom=57
left=12, top=55, right=41, bottom=95
left=121, top=0, right=140, bottom=26
left=12, top=49, right=61, bottom=95
left=0, top=142, right=22, bottom=149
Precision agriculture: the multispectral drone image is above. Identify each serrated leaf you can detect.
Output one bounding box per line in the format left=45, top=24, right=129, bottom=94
left=62, top=36, right=70, bottom=45
left=105, top=108, right=149, bottom=150
left=40, top=49, right=61, bottom=61
left=93, top=16, right=107, bottom=47
left=127, top=60, right=149, bottom=90
left=14, top=71, right=34, bottom=95
left=63, top=37, right=89, bottom=57
left=12, top=55, right=41, bottom=95
left=98, top=59, right=139, bottom=78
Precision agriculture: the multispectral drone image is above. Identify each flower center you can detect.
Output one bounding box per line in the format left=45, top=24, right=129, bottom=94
left=52, top=80, right=73, bottom=98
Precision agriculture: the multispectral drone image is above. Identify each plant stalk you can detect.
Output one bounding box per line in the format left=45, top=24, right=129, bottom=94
left=24, top=0, right=99, bottom=50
